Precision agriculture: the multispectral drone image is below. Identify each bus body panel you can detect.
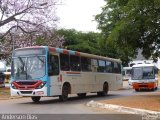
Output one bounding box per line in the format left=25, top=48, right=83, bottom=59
left=96, top=73, right=122, bottom=91
left=60, top=71, right=90, bottom=94
left=49, top=75, right=62, bottom=96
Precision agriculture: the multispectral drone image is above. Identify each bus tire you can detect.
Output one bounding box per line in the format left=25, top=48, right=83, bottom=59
left=97, top=83, right=108, bottom=96
left=59, top=84, right=70, bottom=101
left=77, top=93, right=86, bottom=98
left=155, top=83, right=158, bottom=90
left=31, top=96, right=41, bottom=102
left=155, top=87, right=158, bottom=90
left=151, top=88, right=155, bottom=91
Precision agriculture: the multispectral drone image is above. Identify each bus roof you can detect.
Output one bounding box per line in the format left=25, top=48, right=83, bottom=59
left=123, top=67, right=132, bottom=70
left=14, top=46, right=121, bottom=63
left=132, top=63, right=155, bottom=68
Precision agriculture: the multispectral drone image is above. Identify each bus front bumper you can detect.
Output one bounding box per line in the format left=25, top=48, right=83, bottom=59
left=10, top=87, right=48, bottom=97
left=132, top=82, right=156, bottom=89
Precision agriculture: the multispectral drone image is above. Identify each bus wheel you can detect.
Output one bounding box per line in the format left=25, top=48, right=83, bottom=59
left=77, top=93, right=86, bottom=98
left=59, top=84, right=69, bottom=101
left=31, top=96, right=41, bottom=102
left=97, top=83, right=108, bottom=96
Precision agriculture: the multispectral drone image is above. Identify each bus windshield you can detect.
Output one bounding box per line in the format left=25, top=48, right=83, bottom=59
left=12, top=56, right=46, bottom=80
left=132, top=67, right=155, bottom=80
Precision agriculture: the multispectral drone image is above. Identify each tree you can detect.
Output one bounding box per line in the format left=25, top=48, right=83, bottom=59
left=56, top=29, right=101, bottom=55
left=0, top=0, right=63, bottom=62
left=95, top=0, right=160, bottom=63
left=0, top=0, right=59, bottom=38
left=56, top=29, right=129, bottom=62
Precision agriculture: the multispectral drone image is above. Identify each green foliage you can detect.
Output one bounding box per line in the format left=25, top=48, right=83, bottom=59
left=96, top=0, right=160, bottom=63
left=56, top=29, right=101, bottom=55
left=56, top=28, right=130, bottom=65
left=35, top=37, right=46, bottom=46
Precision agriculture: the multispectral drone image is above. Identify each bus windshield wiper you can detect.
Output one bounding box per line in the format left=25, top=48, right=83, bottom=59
left=18, top=57, right=28, bottom=79
left=18, top=57, right=25, bottom=67
left=36, top=56, right=44, bottom=63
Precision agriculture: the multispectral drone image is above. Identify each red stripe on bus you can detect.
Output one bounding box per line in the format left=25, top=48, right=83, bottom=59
left=49, top=47, right=56, bottom=52
left=59, top=74, right=62, bottom=82
left=75, top=52, right=80, bottom=56
left=66, top=72, right=80, bottom=74
left=63, top=49, right=69, bottom=54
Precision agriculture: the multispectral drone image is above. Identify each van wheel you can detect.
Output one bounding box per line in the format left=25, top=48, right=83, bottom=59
left=59, top=84, right=69, bottom=101
left=31, top=96, right=41, bottom=102
left=97, top=83, right=108, bottom=96
left=77, top=93, right=86, bottom=98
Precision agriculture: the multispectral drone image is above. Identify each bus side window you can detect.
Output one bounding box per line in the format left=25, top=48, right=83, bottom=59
left=97, top=60, right=106, bottom=72
left=60, top=53, right=70, bottom=71
left=70, top=55, right=81, bottom=71
left=113, top=62, right=120, bottom=73
left=48, top=54, right=59, bottom=76
left=118, top=63, right=122, bottom=73
left=81, top=57, right=91, bottom=71
left=106, top=60, right=112, bottom=73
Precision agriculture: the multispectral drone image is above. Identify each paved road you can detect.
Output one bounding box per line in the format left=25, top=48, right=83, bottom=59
left=0, top=91, right=134, bottom=114
left=0, top=89, right=145, bottom=120
left=0, top=82, right=152, bottom=120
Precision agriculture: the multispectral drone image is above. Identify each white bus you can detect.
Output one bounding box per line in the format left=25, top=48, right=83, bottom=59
left=129, top=63, right=159, bottom=91
left=11, top=46, right=122, bottom=102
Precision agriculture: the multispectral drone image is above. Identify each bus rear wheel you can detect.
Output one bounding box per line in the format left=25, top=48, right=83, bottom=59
left=77, top=93, right=86, bottom=98
left=97, top=83, right=108, bottom=96
left=59, top=84, right=69, bottom=101
left=31, top=96, right=41, bottom=102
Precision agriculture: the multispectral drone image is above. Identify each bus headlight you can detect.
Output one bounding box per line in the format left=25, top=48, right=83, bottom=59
left=11, top=83, right=16, bottom=89
left=36, top=82, right=46, bottom=89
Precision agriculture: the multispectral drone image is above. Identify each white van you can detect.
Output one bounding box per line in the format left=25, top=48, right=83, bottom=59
left=122, top=67, right=132, bottom=81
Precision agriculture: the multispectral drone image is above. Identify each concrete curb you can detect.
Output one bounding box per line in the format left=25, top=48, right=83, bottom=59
left=86, top=100, right=160, bottom=115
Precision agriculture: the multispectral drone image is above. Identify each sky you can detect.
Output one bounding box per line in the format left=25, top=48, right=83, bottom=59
left=57, top=0, right=105, bottom=32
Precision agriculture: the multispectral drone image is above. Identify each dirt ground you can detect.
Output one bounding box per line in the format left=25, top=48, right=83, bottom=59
left=0, top=87, right=10, bottom=99
left=101, top=91, right=160, bottom=112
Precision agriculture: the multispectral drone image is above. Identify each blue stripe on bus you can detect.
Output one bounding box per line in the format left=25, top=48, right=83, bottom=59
left=56, top=48, right=63, bottom=53
left=46, top=47, right=50, bottom=96
left=69, top=50, right=75, bottom=55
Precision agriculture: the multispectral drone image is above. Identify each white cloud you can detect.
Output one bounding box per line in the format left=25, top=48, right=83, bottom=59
left=57, top=0, right=105, bottom=32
